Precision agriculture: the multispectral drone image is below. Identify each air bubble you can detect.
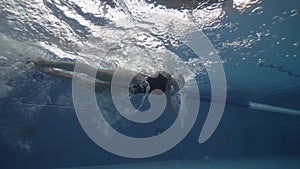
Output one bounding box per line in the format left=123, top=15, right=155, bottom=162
left=293, top=42, right=299, bottom=47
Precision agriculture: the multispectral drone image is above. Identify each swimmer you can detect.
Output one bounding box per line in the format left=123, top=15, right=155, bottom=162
left=26, top=58, right=185, bottom=113
left=146, top=0, right=258, bottom=12
left=145, top=0, right=222, bottom=10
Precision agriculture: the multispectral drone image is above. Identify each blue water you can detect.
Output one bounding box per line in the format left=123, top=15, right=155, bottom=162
left=0, top=0, right=300, bottom=168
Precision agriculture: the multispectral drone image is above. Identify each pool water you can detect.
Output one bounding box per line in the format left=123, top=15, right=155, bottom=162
left=0, top=0, right=300, bottom=168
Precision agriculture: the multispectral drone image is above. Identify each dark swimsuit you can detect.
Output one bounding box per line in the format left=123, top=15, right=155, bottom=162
left=129, top=73, right=169, bottom=94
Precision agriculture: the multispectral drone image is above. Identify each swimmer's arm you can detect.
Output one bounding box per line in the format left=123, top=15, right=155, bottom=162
left=166, top=91, right=184, bottom=128
left=38, top=67, right=111, bottom=92
left=38, top=67, right=73, bottom=82
left=28, top=58, right=115, bottom=83
left=165, top=91, right=178, bottom=115
left=95, top=81, right=111, bottom=92
left=30, top=58, right=96, bottom=73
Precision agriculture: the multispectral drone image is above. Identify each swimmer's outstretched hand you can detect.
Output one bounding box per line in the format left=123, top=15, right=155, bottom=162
left=25, top=57, right=46, bottom=67
left=13, top=57, right=45, bottom=71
